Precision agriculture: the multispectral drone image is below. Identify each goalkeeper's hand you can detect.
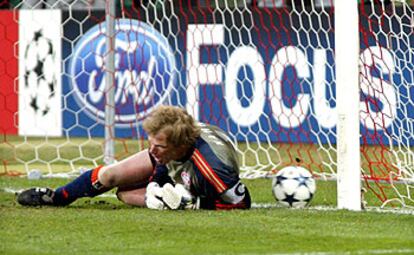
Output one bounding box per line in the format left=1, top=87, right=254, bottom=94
left=162, top=183, right=200, bottom=210
left=145, top=182, right=166, bottom=210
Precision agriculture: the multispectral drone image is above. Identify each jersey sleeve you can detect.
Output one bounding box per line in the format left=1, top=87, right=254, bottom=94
left=197, top=181, right=251, bottom=210
left=190, top=139, right=251, bottom=210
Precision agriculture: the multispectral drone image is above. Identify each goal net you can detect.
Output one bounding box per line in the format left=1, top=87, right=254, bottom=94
left=0, top=0, right=413, bottom=210
left=358, top=1, right=414, bottom=209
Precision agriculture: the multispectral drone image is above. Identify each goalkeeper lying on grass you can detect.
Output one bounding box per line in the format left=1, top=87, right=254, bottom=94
left=17, top=105, right=251, bottom=210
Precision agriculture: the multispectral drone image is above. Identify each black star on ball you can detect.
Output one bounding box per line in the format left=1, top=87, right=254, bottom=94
left=282, top=193, right=300, bottom=207
left=294, top=174, right=310, bottom=188
left=24, top=71, right=30, bottom=87
left=42, top=105, right=50, bottom=116
left=48, top=82, right=56, bottom=98
left=47, top=41, right=54, bottom=55
left=33, top=59, right=44, bottom=78
left=33, top=30, right=42, bottom=41
left=30, top=96, right=39, bottom=112
left=275, top=175, right=288, bottom=186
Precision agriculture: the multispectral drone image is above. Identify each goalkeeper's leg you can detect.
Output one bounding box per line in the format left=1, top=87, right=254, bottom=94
left=115, top=185, right=147, bottom=206
left=51, top=165, right=110, bottom=206
left=18, top=150, right=154, bottom=206
left=17, top=166, right=111, bottom=206
left=53, top=149, right=154, bottom=206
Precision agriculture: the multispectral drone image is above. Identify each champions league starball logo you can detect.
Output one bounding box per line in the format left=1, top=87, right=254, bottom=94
left=24, top=30, right=57, bottom=116
left=69, top=19, right=176, bottom=127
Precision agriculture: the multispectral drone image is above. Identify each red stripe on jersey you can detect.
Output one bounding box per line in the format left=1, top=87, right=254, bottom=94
left=191, top=149, right=227, bottom=193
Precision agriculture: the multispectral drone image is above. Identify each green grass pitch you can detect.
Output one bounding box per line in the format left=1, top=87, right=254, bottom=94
left=0, top=177, right=413, bottom=255
left=0, top=136, right=413, bottom=254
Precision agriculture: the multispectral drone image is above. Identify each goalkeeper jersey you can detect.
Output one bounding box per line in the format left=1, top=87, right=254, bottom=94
left=151, top=123, right=251, bottom=210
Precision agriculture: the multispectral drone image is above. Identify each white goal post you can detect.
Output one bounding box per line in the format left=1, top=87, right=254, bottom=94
left=335, top=0, right=361, bottom=210
left=0, top=0, right=413, bottom=211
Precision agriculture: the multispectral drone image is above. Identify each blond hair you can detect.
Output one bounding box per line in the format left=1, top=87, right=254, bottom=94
left=143, top=105, right=201, bottom=147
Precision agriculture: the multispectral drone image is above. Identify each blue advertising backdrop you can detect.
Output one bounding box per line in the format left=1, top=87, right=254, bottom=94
left=62, top=7, right=414, bottom=145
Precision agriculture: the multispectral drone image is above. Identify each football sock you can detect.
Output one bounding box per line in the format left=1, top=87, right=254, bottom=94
left=52, top=166, right=110, bottom=206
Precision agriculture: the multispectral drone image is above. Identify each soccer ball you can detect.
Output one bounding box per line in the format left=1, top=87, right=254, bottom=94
left=271, top=166, right=316, bottom=208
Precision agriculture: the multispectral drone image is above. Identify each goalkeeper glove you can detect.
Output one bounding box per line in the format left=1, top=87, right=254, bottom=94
left=162, top=183, right=199, bottom=210
left=145, top=182, right=166, bottom=210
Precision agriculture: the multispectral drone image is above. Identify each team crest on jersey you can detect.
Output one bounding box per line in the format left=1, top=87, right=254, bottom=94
left=181, top=171, right=191, bottom=188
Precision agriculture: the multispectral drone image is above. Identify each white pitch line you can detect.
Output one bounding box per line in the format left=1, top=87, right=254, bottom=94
left=251, top=203, right=414, bottom=215
left=3, top=188, right=414, bottom=215
left=2, top=187, right=117, bottom=198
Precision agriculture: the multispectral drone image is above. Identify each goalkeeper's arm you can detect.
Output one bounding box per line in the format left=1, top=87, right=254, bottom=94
left=198, top=181, right=251, bottom=210
left=216, top=181, right=251, bottom=210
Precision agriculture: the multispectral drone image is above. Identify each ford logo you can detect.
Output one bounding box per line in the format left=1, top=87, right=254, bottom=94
left=69, top=19, right=176, bottom=127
